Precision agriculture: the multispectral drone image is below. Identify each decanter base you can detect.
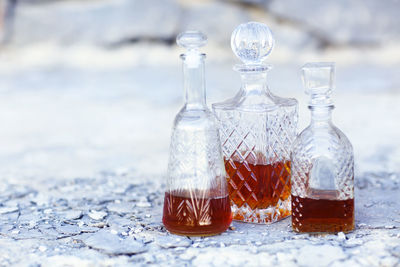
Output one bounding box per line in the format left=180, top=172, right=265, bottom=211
left=291, top=195, right=354, bottom=233
left=162, top=191, right=232, bottom=237
left=164, top=229, right=228, bottom=237
left=231, top=198, right=291, bottom=224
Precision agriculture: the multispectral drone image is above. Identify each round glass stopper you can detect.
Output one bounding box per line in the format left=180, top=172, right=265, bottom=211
left=231, top=22, right=274, bottom=65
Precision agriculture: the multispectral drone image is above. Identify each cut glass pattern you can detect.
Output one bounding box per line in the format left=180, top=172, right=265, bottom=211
left=213, top=22, right=298, bottom=223
left=162, top=31, right=231, bottom=236
left=291, top=62, right=354, bottom=233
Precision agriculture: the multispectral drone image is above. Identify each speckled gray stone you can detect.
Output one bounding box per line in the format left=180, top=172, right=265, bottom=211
left=0, top=171, right=398, bottom=266
left=79, top=229, right=147, bottom=255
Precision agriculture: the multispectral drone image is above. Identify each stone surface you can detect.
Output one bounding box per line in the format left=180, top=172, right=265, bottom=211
left=3, top=0, right=400, bottom=66
left=7, top=0, right=400, bottom=48
left=11, top=0, right=180, bottom=45
left=0, top=169, right=398, bottom=266
left=267, top=0, right=400, bottom=45
left=80, top=229, right=147, bottom=255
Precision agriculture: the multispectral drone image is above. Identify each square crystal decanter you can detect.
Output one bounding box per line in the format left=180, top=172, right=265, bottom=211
left=212, top=22, right=298, bottom=223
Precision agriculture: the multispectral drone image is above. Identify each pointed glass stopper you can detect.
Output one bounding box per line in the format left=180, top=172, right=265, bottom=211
left=231, top=21, right=274, bottom=68
left=302, top=62, right=335, bottom=106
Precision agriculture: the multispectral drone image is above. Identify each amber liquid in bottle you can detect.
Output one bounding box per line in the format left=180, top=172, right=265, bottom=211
left=162, top=190, right=232, bottom=236
left=292, top=195, right=354, bottom=233
left=225, top=159, right=291, bottom=220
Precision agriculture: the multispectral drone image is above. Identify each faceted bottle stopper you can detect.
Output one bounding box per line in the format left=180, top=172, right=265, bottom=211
left=177, top=31, right=207, bottom=68
left=302, top=62, right=335, bottom=106
left=231, top=21, right=274, bottom=65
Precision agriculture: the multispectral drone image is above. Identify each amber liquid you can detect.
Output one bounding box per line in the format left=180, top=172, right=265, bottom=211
left=292, top=195, right=354, bottom=233
left=162, top=190, right=232, bottom=236
left=225, top=160, right=291, bottom=209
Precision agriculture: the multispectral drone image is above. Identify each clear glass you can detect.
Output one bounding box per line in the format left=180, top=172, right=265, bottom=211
left=213, top=22, right=298, bottom=224
left=291, top=62, right=354, bottom=233
left=162, top=31, right=232, bottom=236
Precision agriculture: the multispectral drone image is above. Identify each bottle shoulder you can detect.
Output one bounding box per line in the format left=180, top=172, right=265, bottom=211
left=292, top=123, right=353, bottom=155
left=269, top=93, right=298, bottom=107
left=173, top=106, right=219, bottom=131
left=212, top=90, right=298, bottom=113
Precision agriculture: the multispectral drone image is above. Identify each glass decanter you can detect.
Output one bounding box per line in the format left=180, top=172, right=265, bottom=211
left=162, top=31, right=232, bottom=236
left=212, top=22, right=298, bottom=224
left=291, top=62, right=354, bottom=233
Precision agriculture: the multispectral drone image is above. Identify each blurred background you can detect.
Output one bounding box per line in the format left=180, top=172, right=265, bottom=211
left=0, top=0, right=399, bottom=185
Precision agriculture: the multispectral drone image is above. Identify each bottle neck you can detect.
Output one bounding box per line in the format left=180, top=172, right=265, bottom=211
left=239, top=71, right=269, bottom=95
left=182, top=55, right=207, bottom=110
left=309, top=105, right=334, bottom=126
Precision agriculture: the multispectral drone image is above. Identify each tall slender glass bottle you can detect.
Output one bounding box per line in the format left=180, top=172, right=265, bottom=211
left=162, top=31, right=232, bottom=236
left=291, top=62, right=354, bottom=233
left=213, top=22, right=298, bottom=224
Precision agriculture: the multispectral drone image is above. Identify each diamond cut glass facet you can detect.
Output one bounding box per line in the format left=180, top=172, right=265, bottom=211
left=215, top=108, right=297, bottom=223
left=213, top=22, right=298, bottom=224
left=163, top=31, right=231, bottom=236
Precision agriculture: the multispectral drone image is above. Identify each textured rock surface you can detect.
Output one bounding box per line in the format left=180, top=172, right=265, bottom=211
left=267, top=0, right=400, bottom=45
left=6, top=0, right=400, bottom=48
left=0, top=171, right=399, bottom=266
left=11, top=0, right=181, bottom=45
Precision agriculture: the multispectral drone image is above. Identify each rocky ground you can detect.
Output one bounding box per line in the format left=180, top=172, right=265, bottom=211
left=0, top=169, right=399, bottom=266
left=0, top=0, right=399, bottom=266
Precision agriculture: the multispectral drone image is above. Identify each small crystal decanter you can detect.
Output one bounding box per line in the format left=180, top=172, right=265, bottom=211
left=212, top=22, right=298, bottom=224
left=162, top=31, right=232, bottom=236
left=291, top=62, right=354, bottom=233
